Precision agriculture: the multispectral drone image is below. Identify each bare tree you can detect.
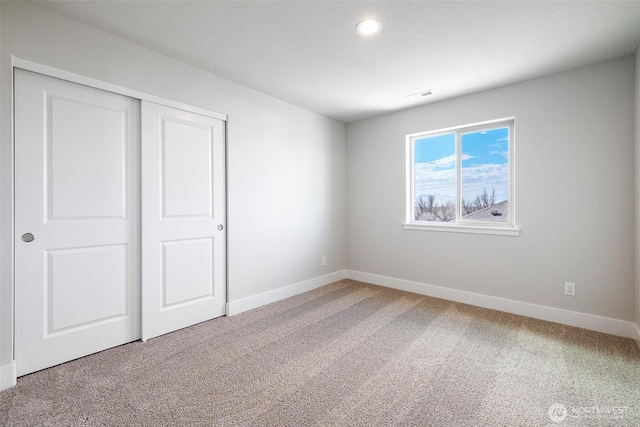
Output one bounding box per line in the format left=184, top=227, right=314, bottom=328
left=418, top=191, right=502, bottom=221
left=415, top=196, right=428, bottom=220
left=426, top=195, right=436, bottom=213
left=415, top=195, right=439, bottom=220
left=417, top=188, right=500, bottom=221
left=473, top=188, right=496, bottom=210
left=462, top=198, right=474, bottom=215
left=435, top=200, right=455, bottom=222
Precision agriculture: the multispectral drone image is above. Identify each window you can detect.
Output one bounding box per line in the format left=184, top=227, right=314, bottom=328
left=405, top=118, right=518, bottom=236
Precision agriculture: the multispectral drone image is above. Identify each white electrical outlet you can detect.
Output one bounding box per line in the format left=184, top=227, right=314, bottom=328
left=322, top=256, right=327, bottom=266
left=564, top=282, right=576, bottom=296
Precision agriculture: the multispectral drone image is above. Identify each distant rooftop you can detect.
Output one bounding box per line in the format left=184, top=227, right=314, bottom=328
left=462, top=200, right=509, bottom=222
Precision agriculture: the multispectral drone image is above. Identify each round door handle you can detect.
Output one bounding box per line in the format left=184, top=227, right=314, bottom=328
left=21, top=233, right=35, bottom=243
left=217, top=224, right=224, bottom=231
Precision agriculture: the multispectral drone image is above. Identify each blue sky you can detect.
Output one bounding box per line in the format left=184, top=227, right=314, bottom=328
left=414, top=127, right=509, bottom=204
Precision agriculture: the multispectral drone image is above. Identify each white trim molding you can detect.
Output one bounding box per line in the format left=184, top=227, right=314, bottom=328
left=0, top=361, right=17, bottom=391
left=226, top=270, right=347, bottom=316
left=12, top=57, right=227, bottom=121
left=347, top=270, right=640, bottom=340
left=634, top=323, right=640, bottom=350
left=402, top=223, right=520, bottom=237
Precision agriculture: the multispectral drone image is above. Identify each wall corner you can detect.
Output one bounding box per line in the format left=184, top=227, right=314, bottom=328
left=635, top=47, right=640, bottom=349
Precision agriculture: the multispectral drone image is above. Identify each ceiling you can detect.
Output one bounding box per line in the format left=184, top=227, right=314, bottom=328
left=32, top=1, right=640, bottom=123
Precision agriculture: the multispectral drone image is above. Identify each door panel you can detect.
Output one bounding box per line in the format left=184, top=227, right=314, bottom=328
left=47, top=245, right=128, bottom=332
left=163, top=120, right=214, bottom=217
left=14, top=69, right=140, bottom=376
left=141, top=101, right=226, bottom=341
left=163, top=238, right=214, bottom=306
left=48, top=96, right=127, bottom=219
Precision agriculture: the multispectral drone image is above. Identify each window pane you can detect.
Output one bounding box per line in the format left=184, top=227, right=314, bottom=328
left=413, top=133, right=456, bottom=222
left=460, top=127, right=509, bottom=222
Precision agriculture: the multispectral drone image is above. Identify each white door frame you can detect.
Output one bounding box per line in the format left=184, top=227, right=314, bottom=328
left=13, top=59, right=228, bottom=122
left=7, top=57, right=229, bottom=387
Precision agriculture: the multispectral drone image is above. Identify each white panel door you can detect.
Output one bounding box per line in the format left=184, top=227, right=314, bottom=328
left=14, top=69, right=140, bottom=376
left=141, top=101, right=226, bottom=341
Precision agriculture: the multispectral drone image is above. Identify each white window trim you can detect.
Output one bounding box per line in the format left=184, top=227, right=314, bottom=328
left=404, top=117, right=520, bottom=237
left=402, top=222, right=520, bottom=236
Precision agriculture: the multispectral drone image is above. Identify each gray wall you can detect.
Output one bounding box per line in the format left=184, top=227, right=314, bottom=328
left=347, top=56, right=636, bottom=322
left=0, top=1, right=347, bottom=378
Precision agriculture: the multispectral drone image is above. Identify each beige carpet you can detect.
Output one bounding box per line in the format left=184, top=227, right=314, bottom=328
left=1, top=280, right=639, bottom=426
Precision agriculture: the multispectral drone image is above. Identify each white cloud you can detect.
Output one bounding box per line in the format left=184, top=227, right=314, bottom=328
left=427, top=154, right=455, bottom=169
left=490, top=150, right=509, bottom=159
left=461, top=163, right=509, bottom=201
left=414, top=157, right=457, bottom=203
left=414, top=160, right=509, bottom=204
left=423, top=153, right=474, bottom=170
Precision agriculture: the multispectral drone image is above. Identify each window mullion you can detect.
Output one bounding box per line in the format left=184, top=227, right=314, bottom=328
left=455, top=131, right=461, bottom=223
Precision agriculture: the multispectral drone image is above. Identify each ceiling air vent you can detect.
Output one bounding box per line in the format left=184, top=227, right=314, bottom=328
left=407, top=90, right=433, bottom=100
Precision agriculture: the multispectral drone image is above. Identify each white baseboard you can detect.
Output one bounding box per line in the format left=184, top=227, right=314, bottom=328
left=223, top=268, right=639, bottom=343
left=226, top=270, right=347, bottom=316
left=0, top=361, right=17, bottom=391
left=347, top=270, right=640, bottom=340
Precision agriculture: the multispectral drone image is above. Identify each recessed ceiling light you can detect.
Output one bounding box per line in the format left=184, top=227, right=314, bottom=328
left=356, top=19, right=382, bottom=36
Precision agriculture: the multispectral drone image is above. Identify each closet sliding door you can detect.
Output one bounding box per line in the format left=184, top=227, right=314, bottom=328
left=141, top=101, right=226, bottom=341
left=14, top=69, right=227, bottom=376
left=14, top=69, right=141, bottom=376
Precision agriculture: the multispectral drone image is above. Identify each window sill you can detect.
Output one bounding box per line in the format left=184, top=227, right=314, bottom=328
left=402, top=222, right=521, bottom=237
